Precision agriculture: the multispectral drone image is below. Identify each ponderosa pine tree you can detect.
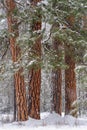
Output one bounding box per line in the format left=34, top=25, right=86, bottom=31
left=65, top=14, right=87, bottom=117
left=46, top=0, right=86, bottom=117
left=46, top=1, right=63, bottom=115
left=65, top=16, right=77, bottom=117
left=28, top=0, right=41, bottom=119
left=51, top=37, right=62, bottom=115
left=52, top=70, right=62, bottom=115
left=44, top=0, right=84, bottom=117
left=65, top=45, right=77, bottom=117
left=6, top=0, right=28, bottom=121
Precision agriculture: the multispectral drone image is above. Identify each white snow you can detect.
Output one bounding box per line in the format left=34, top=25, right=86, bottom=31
left=0, top=125, right=87, bottom=130
left=0, top=112, right=87, bottom=130
left=0, top=19, right=7, bottom=31
left=27, top=60, right=37, bottom=66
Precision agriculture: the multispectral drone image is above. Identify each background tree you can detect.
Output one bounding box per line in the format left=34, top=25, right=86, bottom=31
left=43, top=0, right=87, bottom=116
left=51, top=37, right=62, bottom=115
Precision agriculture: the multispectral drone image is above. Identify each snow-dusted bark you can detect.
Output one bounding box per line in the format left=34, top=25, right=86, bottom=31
left=5, top=0, right=28, bottom=121
left=28, top=0, right=41, bottom=119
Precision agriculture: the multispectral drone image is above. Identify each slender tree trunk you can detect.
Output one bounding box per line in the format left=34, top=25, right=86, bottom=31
left=28, top=0, right=41, bottom=119
left=51, top=38, right=62, bottom=115
left=52, top=69, right=62, bottom=115
left=65, top=45, right=77, bottom=117
left=14, top=82, right=16, bottom=121
left=6, top=0, right=28, bottom=121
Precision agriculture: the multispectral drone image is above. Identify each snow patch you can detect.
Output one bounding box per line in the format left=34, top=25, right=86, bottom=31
left=0, top=112, right=87, bottom=130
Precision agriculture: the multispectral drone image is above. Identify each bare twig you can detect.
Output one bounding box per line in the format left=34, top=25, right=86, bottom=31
left=1, top=44, right=9, bottom=59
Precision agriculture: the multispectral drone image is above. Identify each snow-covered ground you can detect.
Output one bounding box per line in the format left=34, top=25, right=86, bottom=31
left=1, top=125, right=87, bottom=130
left=0, top=112, right=87, bottom=130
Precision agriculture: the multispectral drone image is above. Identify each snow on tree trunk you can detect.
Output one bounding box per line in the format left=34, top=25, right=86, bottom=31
left=6, top=0, right=28, bottom=121
left=28, top=0, right=41, bottom=119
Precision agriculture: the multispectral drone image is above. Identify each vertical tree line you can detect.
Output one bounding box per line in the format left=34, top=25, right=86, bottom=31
left=51, top=37, right=62, bottom=115
left=28, top=0, right=41, bottom=119
left=65, top=45, right=77, bottom=117
left=5, top=0, right=28, bottom=121
left=5, top=0, right=77, bottom=120
left=1, top=0, right=86, bottom=122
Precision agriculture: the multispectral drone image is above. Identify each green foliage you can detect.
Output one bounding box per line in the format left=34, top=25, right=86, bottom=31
left=13, top=0, right=87, bottom=71
left=44, top=0, right=87, bottom=62
left=0, top=0, right=87, bottom=74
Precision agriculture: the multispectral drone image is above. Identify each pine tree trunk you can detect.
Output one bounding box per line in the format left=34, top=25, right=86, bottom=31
left=52, top=69, right=62, bottom=115
left=6, top=0, right=28, bottom=121
left=51, top=38, right=62, bottom=115
left=28, top=0, right=41, bottom=119
left=28, top=67, right=41, bottom=119
left=65, top=45, right=77, bottom=117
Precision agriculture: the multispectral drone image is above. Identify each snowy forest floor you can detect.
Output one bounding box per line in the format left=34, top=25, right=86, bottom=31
left=0, top=112, right=87, bottom=130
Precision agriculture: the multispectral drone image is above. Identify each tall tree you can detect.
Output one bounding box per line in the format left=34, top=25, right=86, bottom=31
left=46, top=1, right=63, bottom=115
left=65, top=45, right=77, bottom=117
left=65, top=16, right=77, bottom=117
left=28, top=0, right=41, bottom=119
left=51, top=69, right=62, bottom=115
left=51, top=37, right=62, bottom=115
left=6, top=0, right=28, bottom=121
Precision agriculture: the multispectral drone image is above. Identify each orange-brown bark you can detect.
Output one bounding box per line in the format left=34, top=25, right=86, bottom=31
left=65, top=15, right=77, bottom=117
left=6, top=0, right=28, bottom=121
left=28, top=68, right=41, bottom=119
left=65, top=45, right=77, bottom=117
left=28, top=0, right=41, bottom=119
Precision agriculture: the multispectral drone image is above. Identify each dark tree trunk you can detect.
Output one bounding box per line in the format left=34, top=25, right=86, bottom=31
left=28, top=0, right=41, bottom=119
left=52, top=69, right=62, bottom=115
left=6, top=0, right=28, bottom=121
left=51, top=38, right=62, bottom=115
